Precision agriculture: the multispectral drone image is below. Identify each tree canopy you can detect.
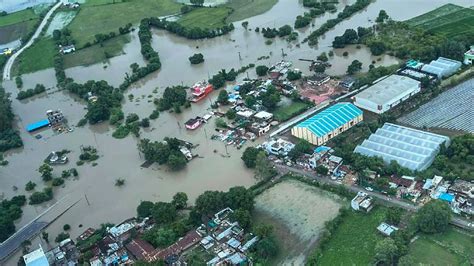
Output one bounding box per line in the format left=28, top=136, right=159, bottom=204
left=414, top=200, right=451, bottom=234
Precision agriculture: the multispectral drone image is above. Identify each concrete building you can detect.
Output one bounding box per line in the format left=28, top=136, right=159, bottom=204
left=464, top=45, right=474, bottom=65
left=421, top=57, right=462, bottom=78
left=351, top=191, right=374, bottom=212
left=23, top=245, right=49, bottom=266
left=354, top=123, right=450, bottom=171
left=291, top=103, right=363, bottom=145
left=353, top=75, right=421, bottom=114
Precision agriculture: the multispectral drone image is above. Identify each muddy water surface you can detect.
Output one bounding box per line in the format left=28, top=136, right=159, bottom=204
left=1, top=0, right=473, bottom=263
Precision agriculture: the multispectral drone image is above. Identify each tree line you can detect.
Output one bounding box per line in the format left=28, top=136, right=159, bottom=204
left=16, top=84, right=46, bottom=100
left=145, top=16, right=234, bottom=40
left=305, top=0, right=372, bottom=45
left=0, top=86, right=23, bottom=152
left=0, top=195, right=27, bottom=242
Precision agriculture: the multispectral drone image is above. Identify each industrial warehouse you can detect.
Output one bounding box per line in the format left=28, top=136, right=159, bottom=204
left=354, top=123, right=450, bottom=171
left=352, top=75, right=420, bottom=114
left=291, top=103, right=363, bottom=145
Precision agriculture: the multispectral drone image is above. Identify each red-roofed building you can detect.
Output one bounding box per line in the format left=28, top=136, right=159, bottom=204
left=126, top=239, right=155, bottom=261
left=147, top=230, right=202, bottom=262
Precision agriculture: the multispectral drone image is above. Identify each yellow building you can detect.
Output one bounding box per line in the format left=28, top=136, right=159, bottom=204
left=291, top=103, right=363, bottom=145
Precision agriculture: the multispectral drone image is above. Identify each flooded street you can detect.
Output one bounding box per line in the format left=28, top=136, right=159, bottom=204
left=1, top=0, right=473, bottom=263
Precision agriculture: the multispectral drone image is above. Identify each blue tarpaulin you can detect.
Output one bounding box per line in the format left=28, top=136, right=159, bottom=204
left=26, top=119, right=49, bottom=132
left=439, top=193, right=455, bottom=202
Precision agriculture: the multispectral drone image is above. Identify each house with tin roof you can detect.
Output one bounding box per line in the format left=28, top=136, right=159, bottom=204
left=291, top=103, right=363, bottom=145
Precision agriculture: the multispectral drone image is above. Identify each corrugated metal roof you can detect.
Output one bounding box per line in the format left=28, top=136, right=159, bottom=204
left=294, top=103, right=362, bottom=137
left=26, top=119, right=50, bottom=132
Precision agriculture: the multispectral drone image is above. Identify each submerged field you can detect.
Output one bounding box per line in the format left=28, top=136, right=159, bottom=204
left=406, top=4, right=474, bottom=37
left=224, top=0, right=278, bottom=23
left=253, top=179, right=344, bottom=264
left=409, top=227, right=474, bottom=265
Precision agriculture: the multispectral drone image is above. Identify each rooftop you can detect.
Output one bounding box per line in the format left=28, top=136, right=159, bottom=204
left=295, top=103, right=362, bottom=137
left=354, top=75, right=420, bottom=105
left=354, top=123, right=450, bottom=171
left=23, top=246, right=49, bottom=266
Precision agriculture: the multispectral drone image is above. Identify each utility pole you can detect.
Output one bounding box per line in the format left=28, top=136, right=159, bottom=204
left=238, top=51, right=242, bottom=61
left=85, top=194, right=90, bottom=206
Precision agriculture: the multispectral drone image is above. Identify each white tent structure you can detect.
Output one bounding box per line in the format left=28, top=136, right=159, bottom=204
left=354, top=123, right=450, bottom=171
left=421, top=57, right=461, bottom=78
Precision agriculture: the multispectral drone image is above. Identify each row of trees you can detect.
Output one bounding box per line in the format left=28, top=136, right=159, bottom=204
left=16, top=84, right=46, bottom=100
left=261, top=25, right=292, bottom=38
left=0, top=86, right=23, bottom=152
left=138, top=138, right=188, bottom=171
left=146, top=16, right=235, bottom=40
left=305, top=0, right=372, bottom=45
left=119, top=18, right=162, bottom=91
left=295, top=1, right=336, bottom=29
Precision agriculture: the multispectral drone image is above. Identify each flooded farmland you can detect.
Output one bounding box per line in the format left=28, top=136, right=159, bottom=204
left=2, top=0, right=474, bottom=263
left=253, top=179, right=345, bottom=264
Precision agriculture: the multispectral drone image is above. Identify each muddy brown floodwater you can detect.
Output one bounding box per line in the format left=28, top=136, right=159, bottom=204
left=1, top=0, right=473, bottom=263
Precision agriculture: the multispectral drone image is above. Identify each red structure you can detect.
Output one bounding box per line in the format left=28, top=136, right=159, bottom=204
left=191, top=82, right=214, bottom=102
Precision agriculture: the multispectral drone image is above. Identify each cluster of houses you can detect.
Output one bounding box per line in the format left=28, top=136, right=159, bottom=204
left=23, top=208, right=259, bottom=266
left=423, top=176, right=474, bottom=215
left=196, top=208, right=259, bottom=265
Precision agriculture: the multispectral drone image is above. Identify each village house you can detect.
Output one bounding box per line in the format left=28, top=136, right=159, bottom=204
left=59, top=44, right=76, bottom=54
left=262, top=138, right=295, bottom=156
left=351, top=191, right=374, bottom=212
left=377, top=222, right=399, bottom=236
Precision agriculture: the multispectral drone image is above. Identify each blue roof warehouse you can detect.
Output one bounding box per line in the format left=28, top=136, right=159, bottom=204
left=291, top=103, right=363, bottom=145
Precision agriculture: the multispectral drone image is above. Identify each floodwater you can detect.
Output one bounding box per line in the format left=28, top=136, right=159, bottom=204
left=1, top=0, right=473, bottom=263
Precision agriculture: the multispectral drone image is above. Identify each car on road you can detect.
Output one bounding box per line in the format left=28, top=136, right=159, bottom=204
left=365, top=187, right=373, bottom=192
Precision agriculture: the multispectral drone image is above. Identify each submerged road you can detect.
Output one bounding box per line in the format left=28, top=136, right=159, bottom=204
left=276, top=165, right=473, bottom=231
left=2, top=0, right=64, bottom=80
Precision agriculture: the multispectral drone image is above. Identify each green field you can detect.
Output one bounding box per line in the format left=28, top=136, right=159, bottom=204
left=178, top=7, right=232, bottom=29
left=224, top=0, right=278, bottom=23
left=273, top=101, right=311, bottom=121
left=406, top=4, right=474, bottom=37
left=316, top=207, right=387, bottom=265
left=12, top=38, right=57, bottom=76
left=67, top=0, right=181, bottom=48
left=409, top=228, right=473, bottom=265
left=64, top=34, right=130, bottom=68
left=0, top=9, right=38, bottom=27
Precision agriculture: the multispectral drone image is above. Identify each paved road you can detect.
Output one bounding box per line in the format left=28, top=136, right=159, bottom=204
left=276, top=165, right=473, bottom=231
left=2, top=0, right=64, bottom=80
left=0, top=221, right=48, bottom=260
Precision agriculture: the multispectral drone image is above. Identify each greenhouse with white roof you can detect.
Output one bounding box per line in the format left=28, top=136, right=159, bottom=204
left=354, top=123, right=450, bottom=171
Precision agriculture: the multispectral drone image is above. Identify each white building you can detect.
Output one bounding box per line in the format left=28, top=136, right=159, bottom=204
left=262, top=138, right=295, bottom=156
left=23, top=245, right=49, bottom=266
left=353, top=75, right=420, bottom=114
left=351, top=191, right=374, bottom=212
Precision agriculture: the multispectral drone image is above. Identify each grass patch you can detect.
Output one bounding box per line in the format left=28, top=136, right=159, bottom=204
left=67, top=0, right=181, bottom=48
left=0, top=9, right=38, bottom=27
left=13, top=37, right=57, bottom=75
left=406, top=4, right=474, bottom=37
left=316, top=207, right=387, bottom=265
left=178, top=7, right=232, bottom=29
left=64, top=34, right=130, bottom=68
left=409, top=228, right=473, bottom=265
left=224, top=0, right=278, bottom=23
left=273, top=101, right=311, bottom=122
